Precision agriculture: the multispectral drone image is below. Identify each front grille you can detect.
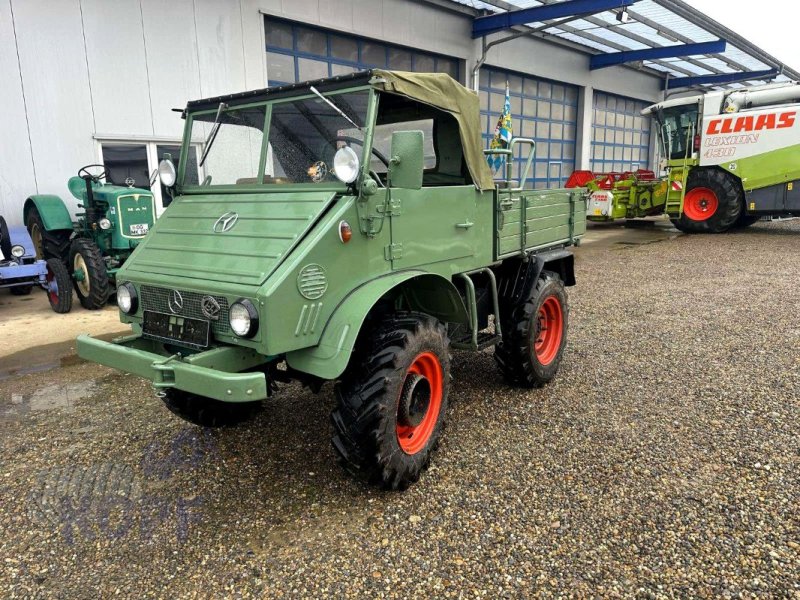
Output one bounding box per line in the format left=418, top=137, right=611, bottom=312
left=140, top=285, right=230, bottom=336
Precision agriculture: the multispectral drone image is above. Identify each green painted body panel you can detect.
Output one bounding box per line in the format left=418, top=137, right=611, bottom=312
left=82, top=75, right=584, bottom=398
left=23, top=195, right=73, bottom=231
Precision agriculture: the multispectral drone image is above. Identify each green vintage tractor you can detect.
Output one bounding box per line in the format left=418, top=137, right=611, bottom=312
left=24, top=165, right=156, bottom=309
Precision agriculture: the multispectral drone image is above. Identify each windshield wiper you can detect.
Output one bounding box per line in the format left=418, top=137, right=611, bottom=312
left=309, top=86, right=361, bottom=132
left=199, top=102, right=228, bottom=167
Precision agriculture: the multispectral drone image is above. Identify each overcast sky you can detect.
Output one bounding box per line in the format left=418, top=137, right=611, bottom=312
left=687, top=0, right=798, bottom=71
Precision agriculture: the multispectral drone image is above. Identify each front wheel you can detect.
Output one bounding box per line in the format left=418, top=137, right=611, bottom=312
left=45, top=258, right=73, bottom=313
left=332, top=313, right=451, bottom=490
left=69, top=238, right=109, bottom=309
left=495, top=270, right=568, bottom=388
left=161, top=389, right=262, bottom=428
left=673, top=169, right=742, bottom=234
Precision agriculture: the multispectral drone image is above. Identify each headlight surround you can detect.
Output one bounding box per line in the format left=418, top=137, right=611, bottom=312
left=11, top=245, right=25, bottom=258
left=98, top=218, right=112, bottom=230
left=333, top=146, right=360, bottom=184
left=229, top=299, right=259, bottom=338
left=116, top=282, right=138, bottom=314
left=159, top=159, right=177, bottom=187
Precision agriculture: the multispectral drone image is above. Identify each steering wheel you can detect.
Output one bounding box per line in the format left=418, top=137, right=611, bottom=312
left=78, top=164, right=109, bottom=183
left=334, top=136, right=390, bottom=168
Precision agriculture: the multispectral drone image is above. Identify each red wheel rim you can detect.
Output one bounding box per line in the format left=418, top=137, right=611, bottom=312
left=396, top=352, right=443, bottom=455
left=45, top=264, right=59, bottom=305
left=683, top=187, right=719, bottom=222
left=535, top=295, right=563, bottom=366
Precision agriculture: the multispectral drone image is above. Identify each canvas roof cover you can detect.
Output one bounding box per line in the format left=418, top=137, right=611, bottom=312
left=370, top=70, right=496, bottom=191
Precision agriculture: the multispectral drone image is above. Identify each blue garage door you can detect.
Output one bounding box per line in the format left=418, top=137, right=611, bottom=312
left=479, top=67, right=578, bottom=189
left=265, top=18, right=459, bottom=87
left=591, top=92, right=652, bottom=174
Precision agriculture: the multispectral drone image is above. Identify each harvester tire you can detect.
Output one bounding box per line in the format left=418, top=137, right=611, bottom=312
left=332, top=313, right=450, bottom=490
left=673, top=168, right=741, bottom=234
left=45, top=258, right=73, bottom=314
left=26, top=207, right=71, bottom=261
left=69, top=238, right=109, bottom=310
left=495, top=270, right=568, bottom=388
left=161, top=389, right=261, bottom=428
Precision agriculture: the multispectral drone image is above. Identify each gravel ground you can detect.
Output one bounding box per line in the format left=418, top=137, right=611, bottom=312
left=1, top=219, right=799, bottom=598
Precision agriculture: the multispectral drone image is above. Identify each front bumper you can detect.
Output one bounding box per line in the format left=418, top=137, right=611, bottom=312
left=77, top=333, right=269, bottom=402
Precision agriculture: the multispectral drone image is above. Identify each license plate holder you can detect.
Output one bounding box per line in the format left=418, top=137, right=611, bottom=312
left=130, top=223, right=149, bottom=236
left=142, top=311, right=210, bottom=348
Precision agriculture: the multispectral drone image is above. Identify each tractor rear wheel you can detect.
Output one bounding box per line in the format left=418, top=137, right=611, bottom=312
left=69, top=238, right=109, bottom=310
left=26, top=207, right=71, bottom=260
left=161, top=389, right=261, bottom=428
left=495, top=270, right=568, bottom=388
left=45, top=258, right=73, bottom=313
left=672, top=169, right=741, bottom=234
left=332, top=313, right=450, bottom=490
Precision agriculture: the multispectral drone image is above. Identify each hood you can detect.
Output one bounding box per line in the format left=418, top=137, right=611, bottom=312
left=122, top=191, right=338, bottom=287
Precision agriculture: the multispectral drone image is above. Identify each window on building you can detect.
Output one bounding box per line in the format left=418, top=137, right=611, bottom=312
left=265, top=17, right=460, bottom=87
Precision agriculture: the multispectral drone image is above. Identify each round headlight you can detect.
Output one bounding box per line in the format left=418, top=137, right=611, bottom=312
left=98, top=218, right=112, bottom=230
left=333, top=146, right=360, bottom=184
left=117, top=282, right=138, bottom=314
left=11, top=245, right=25, bottom=258
left=158, top=159, right=177, bottom=187
left=229, top=299, right=259, bottom=338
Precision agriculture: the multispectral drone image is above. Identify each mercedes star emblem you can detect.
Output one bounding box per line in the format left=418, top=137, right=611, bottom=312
left=201, top=295, right=221, bottom=320
left=212, top=211, right=239, bottom=233
left=168, top=289, right=184, bottom=314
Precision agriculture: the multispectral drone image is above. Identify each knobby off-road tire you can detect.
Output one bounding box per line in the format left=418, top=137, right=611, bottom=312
left=45, top=258, right=73, bottom=313
left=495, top=270, right=568, bottom=388
left=69, top=238, right=109, bottom=310
left=161, top=389, right=262, bottom=428
left=672, top=168, right=742, bottom=234
left=26, top=207, right=71, bottom=261
left=0, top=216, right=12, bottom=259
left=332, top=313, right=451, bottom=490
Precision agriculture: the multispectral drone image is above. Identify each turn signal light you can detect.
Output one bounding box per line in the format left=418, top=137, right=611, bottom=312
left=338, top=220, right=352, bottom=243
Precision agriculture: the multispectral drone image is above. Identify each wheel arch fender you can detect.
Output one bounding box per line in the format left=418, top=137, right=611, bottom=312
left=24, top=195, right=74, bottom=231
left=286, top=271, right=469, bottom=380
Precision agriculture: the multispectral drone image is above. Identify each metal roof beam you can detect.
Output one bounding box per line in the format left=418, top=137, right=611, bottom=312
left=663, top=69, right=779, bottom=90
left=472, top=0, right=640, bottom=38
left=590, top=39, right=727, bottom=70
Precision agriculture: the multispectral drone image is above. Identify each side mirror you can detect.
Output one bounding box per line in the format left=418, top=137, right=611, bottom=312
left=388, top=130, right=424, bottom=190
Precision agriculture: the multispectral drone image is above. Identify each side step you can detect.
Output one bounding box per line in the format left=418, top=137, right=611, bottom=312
left=451, top=331, right=500, bottom=351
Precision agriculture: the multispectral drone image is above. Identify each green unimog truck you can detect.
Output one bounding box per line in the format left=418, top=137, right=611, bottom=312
left=77, top=70, right=586, bottom=489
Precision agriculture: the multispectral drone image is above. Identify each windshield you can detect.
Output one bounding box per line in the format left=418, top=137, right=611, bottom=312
left=656, top=104, right=699, bottom=160
left=190, top=105, right=267, bottom=185
left=266, top=90, right=370, bottom=183
left=184, top=90, right=371, bottom=187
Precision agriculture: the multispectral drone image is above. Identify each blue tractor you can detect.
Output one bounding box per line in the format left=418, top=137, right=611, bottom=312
left=0, top=216, right=72, bottom=313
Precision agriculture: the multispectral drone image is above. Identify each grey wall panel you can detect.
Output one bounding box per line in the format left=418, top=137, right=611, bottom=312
left=81, top=0, right=153, bottom=136
left=12, top=0, right=96, bottom=216
left=240, top=0, right=269, bottom=90
left=141, top=0, right=202, bottom=138
left=193, top=0, right=247, bottom=98
left=0, top=0, right=37, bottom=224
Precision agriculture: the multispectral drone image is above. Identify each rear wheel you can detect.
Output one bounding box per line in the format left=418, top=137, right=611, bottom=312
left=26, top=207, right=71, bottom=260
left=673, top=169, right=741, bottom=234
left=161, top=389, right=261, bottom=428
left=69, top=238, right=109, bottom=309
left=332, top=313, right=450, bottom=490
left=495, top=270, right=568, bottom=388
left=45, top=258, right=73, bottom=313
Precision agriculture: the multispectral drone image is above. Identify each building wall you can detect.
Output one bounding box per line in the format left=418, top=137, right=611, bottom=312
left=0, top=0, right=664, bottom=224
